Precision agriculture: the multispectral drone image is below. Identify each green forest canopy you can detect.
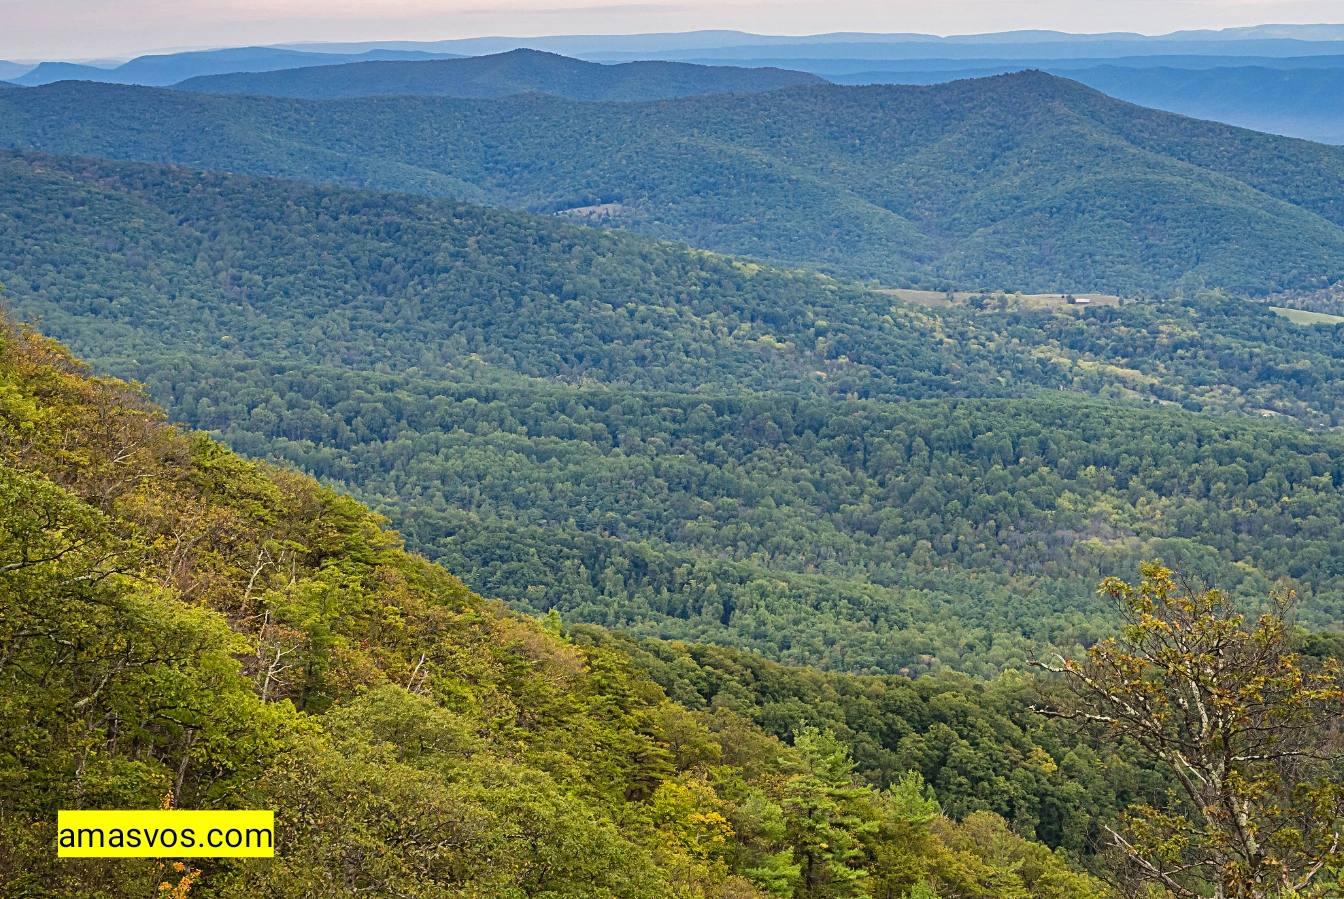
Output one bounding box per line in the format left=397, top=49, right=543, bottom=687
left=0, top=318, right=1110, bottom=898
left=5, top=70, right=1344, bottom=293
left=4, top=151, right=1344, bottom=676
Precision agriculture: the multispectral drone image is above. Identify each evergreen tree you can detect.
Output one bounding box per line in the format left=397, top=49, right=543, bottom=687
left=783, top=729, right=878, bottom=898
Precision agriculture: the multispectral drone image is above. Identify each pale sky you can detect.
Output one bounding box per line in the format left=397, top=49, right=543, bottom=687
left=4, top=0, right=1344, bottom=61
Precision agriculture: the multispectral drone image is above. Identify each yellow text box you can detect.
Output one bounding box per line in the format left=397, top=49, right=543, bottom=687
left=57, top=810, right=274, bottom=858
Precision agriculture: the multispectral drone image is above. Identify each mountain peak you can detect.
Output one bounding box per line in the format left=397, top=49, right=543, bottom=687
left=492, top=47, right=573, bottom=60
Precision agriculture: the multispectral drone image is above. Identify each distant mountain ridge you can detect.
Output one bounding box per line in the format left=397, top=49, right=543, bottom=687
left=829, top=61, right=1344, bottom=143
left=0, top=61, right=37, bottom=81
left=10, top=46, right=461, bottom=87
left=586, top=38, right=1344, bottom=62
left=677, top=54, right=1344, bottom=76
left=13, top=25, right=1344, bottom=86
left=1065, top=65, right=1344, bottom=144
left=176, top=48, right=825, bottom=100
left=270, top=25, right=1344, bottom=58
left=11, top=61, right=114, bottom=84
left=4, top=70, right=1344, bottom=294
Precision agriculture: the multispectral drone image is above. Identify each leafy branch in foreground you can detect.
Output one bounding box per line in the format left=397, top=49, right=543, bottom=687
left=1033, top=563, right=1344, bottom=898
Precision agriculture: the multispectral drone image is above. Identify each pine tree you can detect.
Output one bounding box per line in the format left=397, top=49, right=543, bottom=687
left=783, top=728, right=878, bottom=898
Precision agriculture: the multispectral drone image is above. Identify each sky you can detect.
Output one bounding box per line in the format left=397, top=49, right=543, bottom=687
left=4, top=0, right=1344, bottom=60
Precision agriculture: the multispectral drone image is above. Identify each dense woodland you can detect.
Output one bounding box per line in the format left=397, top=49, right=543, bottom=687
left=572, top=628, right=1166, bottom=854
left=6, top=71, right=1344, bottom=293
left=5, top=151, right=1344, bottom=675
left=0, top=320, right=1110, bottom=897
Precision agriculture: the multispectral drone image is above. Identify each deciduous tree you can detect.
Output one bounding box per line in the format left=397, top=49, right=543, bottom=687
left=1033, top=564, right=1344, bottom=898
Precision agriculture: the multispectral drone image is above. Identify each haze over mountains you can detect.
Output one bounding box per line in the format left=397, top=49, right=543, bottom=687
left=12, top=25, right=1344, bottom=76
left=1053, top=65, right=1344, bottom=144
left=8, top=46, right=462, bottom=87
left=176, top=49, right=823, bottom=100
left=167, top=48, right=1344, bottom=145
left=6, top=25, right=1344, bottom=145
left=7, top=25, right=1344, bottom=144
left=273, top=25, right=1344, bottom=59
left=4, top=65, right=1344, bottom=295
left=741, top=56, right=1344, bottom=144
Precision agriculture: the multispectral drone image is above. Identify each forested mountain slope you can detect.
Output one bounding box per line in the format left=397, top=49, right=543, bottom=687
left=175, top=49, right=825, bottom=100
left=5, top=150, right=1344, bottom=676
left=579, top=628, right=1162, bottom=852
left=5, top=71, right=1344, bottom=293
left=0, top=320, right=1108, bottom=897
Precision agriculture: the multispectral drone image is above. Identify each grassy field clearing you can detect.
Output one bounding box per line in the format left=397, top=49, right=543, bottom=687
left=1270, top=305, right=1344, bottom=325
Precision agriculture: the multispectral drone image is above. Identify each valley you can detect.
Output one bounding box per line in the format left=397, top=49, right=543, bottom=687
left=5, top=150, right=1344, bottom=679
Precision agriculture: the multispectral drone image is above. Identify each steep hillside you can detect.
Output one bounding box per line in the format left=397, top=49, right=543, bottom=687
left=4, top=72, right=1344, bottom=292
left=176, top=49, right=825, bottom=100
left=0, top=318, right=1107, bottom=896
left=6, top=150, right=1344, bottom=678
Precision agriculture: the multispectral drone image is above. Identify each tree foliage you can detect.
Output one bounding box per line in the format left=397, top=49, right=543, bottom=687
left=1034, top=564, right=1344, bottom=898
left=6, top=152, right=1344, bottom=676
left=0, top=321, right=1106, bottom=896
left=6, top=71, right=1344, bottom=293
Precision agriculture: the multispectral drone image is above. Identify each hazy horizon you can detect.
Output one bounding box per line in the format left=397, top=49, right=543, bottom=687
left=5, top=1, right=1344, bottom=62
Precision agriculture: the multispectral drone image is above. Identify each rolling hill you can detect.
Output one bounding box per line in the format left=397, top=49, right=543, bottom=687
left=6, top=149, right=1344, bottom=678
left=176, top=48, right=825, bottom=100
left=3, top=71, right=1344, bottom=293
